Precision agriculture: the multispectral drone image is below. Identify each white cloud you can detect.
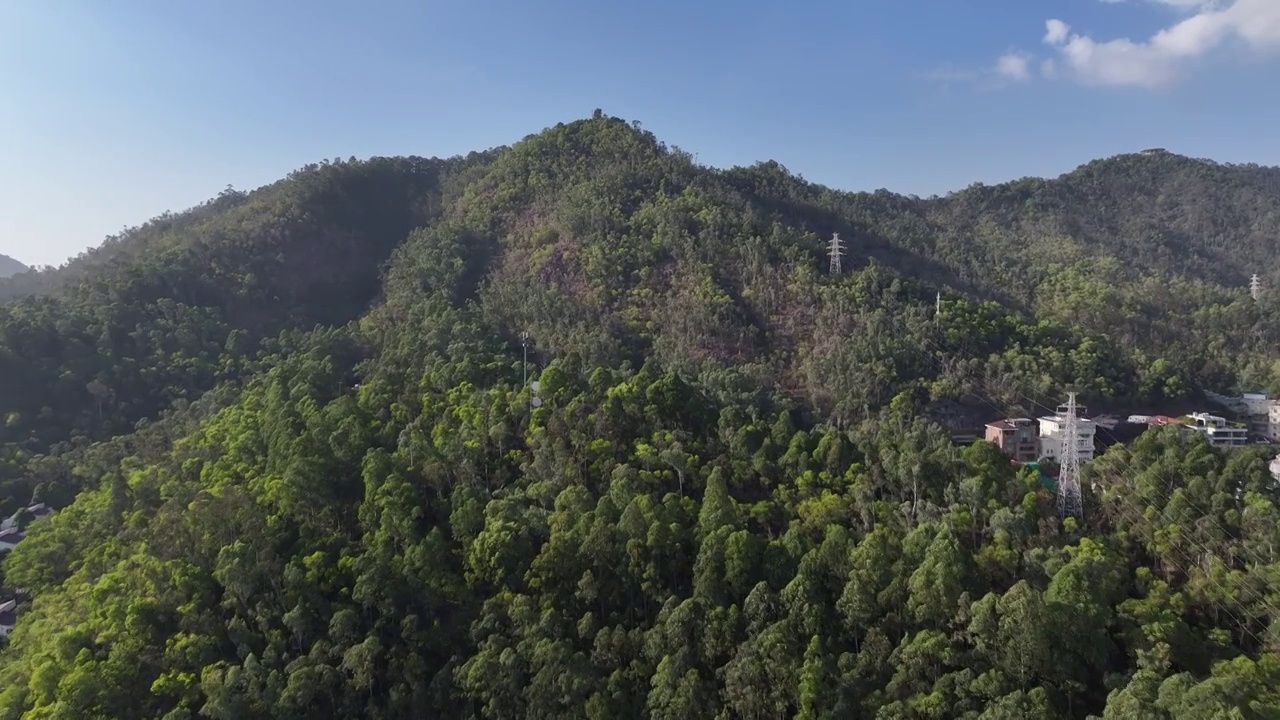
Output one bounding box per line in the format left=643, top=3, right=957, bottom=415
left=1099, top=0, right=1221, bottom=9
left=1150, top=0, right=1221, bottom=9
left=1022, top=0, right=1280, bottom=88
left=1045, top=19, right=1071, bottom=45
left=996, top=52, right=1033, bottom=81
left=924, top=54, right=1035, bottom=90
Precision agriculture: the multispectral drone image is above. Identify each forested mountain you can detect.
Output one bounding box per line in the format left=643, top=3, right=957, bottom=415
left=0, top=255, right=27, bottom=279
left=0, top=114, right=1278, bottom=718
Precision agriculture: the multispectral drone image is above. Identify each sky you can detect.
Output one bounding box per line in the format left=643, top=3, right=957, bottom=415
left=2, top=0, right=1279, bottom=268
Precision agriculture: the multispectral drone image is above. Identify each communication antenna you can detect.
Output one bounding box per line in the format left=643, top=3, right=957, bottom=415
left=1057, top=392, right=1083, bottom=520
left=935, top=291, right=942, bottom=317
left=828, top=233, right=844, bottom=275
left=521, top=331, right=543, bottom=408
left=1251, top=274, right=1262, bottom=301
left=521, top=331, right=529, bottom=389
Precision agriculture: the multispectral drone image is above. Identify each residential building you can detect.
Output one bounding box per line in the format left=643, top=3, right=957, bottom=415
left=1037, top=409, right=1097, bottom=463
left=0, top=598, right=14, bottom=638
left=984, top=418, right=1040, bottom=462
left=1204, top=391, right=1280, bottom=440
left=1183, top=413, right=1250, bottom=448
left=1240, top=392, right=1274, bottom=438
left=1271, top=454, right=1280, bottom=483
left=0, top=528, right=22, bottom=552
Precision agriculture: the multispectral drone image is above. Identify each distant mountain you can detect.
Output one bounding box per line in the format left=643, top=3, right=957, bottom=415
left=0, top=253, right=27, bottom=278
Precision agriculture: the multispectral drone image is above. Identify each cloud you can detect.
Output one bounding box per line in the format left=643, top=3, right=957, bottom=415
left=1008, top=0, right=1280, bottom=88
left=1105, top=0, right=1221, bottom=9
left=996, top=52, right=1033, bottom=81
left=924, top=53, right=1035, bottom=90
left=1045, top=19, right=1071, bottom=45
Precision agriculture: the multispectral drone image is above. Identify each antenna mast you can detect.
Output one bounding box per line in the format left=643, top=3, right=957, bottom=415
left=1251, top=274, right=1262, bottom=301
left=828, top=233, right=844, bottom=275
left=521, top=331, right=543, bottom=409
left=1057, top=392, right=1083, bottom=519
left=521, top=331, right=529, bottom=389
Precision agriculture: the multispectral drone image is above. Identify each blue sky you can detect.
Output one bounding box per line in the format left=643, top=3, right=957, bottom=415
left=3, top=0, right=1279, bottom=267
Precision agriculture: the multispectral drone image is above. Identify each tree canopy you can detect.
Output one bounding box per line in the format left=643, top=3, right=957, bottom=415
left=0, top=113, right=1277, bottom=718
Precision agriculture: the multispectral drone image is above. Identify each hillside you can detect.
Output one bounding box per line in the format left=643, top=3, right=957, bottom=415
left=0, top=115, right=1278, bottom=718
left=0, top=255, right=26, bottom=279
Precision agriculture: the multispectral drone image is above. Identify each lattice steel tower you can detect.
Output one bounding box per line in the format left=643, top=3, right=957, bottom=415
left=1057, top=392, right=1083, bottom=519
left=828, top=233, right=844, bottom=275
left=1251, top=274, right=1262, bottom=301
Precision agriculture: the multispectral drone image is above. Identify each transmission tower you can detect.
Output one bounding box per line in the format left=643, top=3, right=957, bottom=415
left=828, top=233, right=844, bottom=275
left=1057, top=392, right=1083, bottom=519
left=1251, top=273, right=1262, bottom=301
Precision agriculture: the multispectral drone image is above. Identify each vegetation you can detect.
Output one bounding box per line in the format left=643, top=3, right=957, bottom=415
left=0, top=113, right=1277, bottom=718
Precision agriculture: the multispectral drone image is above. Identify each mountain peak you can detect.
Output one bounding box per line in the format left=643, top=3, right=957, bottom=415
left=0, top=254, right=28, bottom=278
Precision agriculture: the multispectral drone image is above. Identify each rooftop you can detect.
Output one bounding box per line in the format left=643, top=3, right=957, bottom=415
left=1038, top=413, right=1097, bottom=426
left=986, top=418, right=1034, bottom=430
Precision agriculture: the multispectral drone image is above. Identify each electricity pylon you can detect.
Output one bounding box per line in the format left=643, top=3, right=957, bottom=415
left=828, top=233, right=844, bottom=275
left=1057, top=392, right=1083, bottom=519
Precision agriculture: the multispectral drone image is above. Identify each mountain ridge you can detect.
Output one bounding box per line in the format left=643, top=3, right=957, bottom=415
left=4, top=134, right=1278, bottom=305
left=0, top=253, right=27, bottom=278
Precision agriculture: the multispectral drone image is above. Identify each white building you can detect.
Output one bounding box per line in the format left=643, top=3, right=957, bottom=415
left=1270, top=455, right=1280, bottom=482
left=1184, top=413, right=1250, bottom=448
left=1270, top=403, right=1280, bottom=442
left=1038, top=412, right=1097, bottom=463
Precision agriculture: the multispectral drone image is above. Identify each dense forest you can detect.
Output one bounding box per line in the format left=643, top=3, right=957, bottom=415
left=0, top=113, right=1278, bottom=718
